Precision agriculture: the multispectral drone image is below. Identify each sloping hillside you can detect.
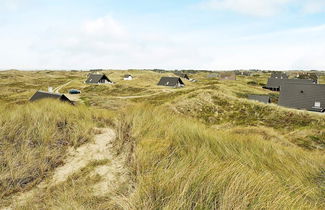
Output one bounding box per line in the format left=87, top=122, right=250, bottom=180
left=0, top=70, right=324, bottom=209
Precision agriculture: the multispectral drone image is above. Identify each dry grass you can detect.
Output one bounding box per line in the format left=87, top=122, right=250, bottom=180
left=0, top=99, right=113, bottom=206
left=174, top=90, right=325, bottom=151
left=115, top=104, right=325, bottom=209
left=0, top=70, right=325, bottom=209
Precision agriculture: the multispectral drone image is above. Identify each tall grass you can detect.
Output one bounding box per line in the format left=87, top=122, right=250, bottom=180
left=115, top=104, right=325, bottom=209
left=0, top=100, right=112, bottom=203
left=175, top=91, right=325, bottom=150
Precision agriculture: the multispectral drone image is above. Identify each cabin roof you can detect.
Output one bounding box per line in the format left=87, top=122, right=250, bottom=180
left=85, top=74, right=111, bottom=83
left=278, top=83, right=325, bottom=112
left=157, top=77, right=184, bottom=86
left=30, top=91, right=72, bottom=103
left=174, top=72, right=190, bottom=79
left=265, top=78, right=315, bottom=89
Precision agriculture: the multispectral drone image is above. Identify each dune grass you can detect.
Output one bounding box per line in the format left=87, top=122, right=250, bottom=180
left=0, top=70, right=324, bottom=209
left=174, top=90, right=325, bottom=151
left=0, top=100, right=113, bottom=205
left=115, top=104, right=325, bottom=209
left=16, top=159, right=131, bottom=210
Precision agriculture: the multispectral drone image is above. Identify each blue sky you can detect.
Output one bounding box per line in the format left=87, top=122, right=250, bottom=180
left=1, top=0, right=325, bottom=70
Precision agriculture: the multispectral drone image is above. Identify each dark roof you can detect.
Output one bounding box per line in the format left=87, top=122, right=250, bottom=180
left=30, top=91, right=72, bottom=104
left=271, top=72, right=288, bottom=79
left=157, top=77, right=185, bottom=87
left=278, top=83, right=325, bottom=112
left=174, top=72, right=190, bottom=80
left=264, top=78, right=315, bottom=90
left=248, top=95, right=271, bottom=104
left=124, top=74, right=132, bottom=78
left=85, top=74, right=112, bottom=84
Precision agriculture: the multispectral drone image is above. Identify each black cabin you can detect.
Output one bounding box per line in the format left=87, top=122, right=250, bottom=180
left=278, top=83, right=325, bottom=112
left=263, top=79, right=315, bottom=91
left=157, top=77, right=185, bottom=88
left=30, top=91, right=73, bottom=104
left=85, top=74, right=112, bottom=84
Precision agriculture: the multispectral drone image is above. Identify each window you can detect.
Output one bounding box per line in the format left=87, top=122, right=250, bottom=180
left=314, top=101, right=321, bottom=108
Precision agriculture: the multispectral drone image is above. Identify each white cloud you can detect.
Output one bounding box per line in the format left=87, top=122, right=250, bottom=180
left=200, top=0, right=325, bottom=16
left=82, top=16, right=127, bottom=39
left=200, top=0, right=292, bottom=16
left=1, top=0, right=27, bottom=10
left=302, top=0, right=325, bottom=13
left=1, top=15, right=325, bottom=70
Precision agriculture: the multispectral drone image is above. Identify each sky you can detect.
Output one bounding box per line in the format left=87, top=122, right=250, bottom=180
left=1, top=0, right=325, bottom=70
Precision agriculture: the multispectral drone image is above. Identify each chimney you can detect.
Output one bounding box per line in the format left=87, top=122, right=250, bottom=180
left=48, top=87, right=53, bottom=93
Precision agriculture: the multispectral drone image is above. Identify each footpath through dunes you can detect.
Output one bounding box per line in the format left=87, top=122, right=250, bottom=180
left=3, top=128, right=129, bottom=210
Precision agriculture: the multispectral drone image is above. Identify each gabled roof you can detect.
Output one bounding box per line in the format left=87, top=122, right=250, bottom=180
left=30, top=91, right=72, bottom=104
left=124, top=74, right=133, bottom=78
left=174, top=72, right=190, bottom=80
left=278, top=83, right=325, bottom=112
left=248, top=95, right=271, bottom=104
left=264, top=78, right=315, bottom=90
left=271, top=72, right=288, bottom=79
left=85, top=74, right=112, bottom=84
left=157, top=77, right=185, bottom=87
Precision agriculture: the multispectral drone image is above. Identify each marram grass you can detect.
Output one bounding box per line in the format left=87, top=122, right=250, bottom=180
left=115, top=104, right=325, bottom=209
left=0, top=100, right=112, bottom=203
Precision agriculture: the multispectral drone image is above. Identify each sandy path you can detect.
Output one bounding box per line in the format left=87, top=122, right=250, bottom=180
left=3, top=128, right=126, bottom=209
left=113, top=89, right=175, bottom=99
left=54, top=80, right=72, bottom=93
left=51, top=128, right=116, bottom=184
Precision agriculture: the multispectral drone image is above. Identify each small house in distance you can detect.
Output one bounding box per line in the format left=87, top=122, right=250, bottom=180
left=271, top=72, right=288, bottom=79
left=30, top=91, right=73, bottom=104
left=90, top=69, right=103, bottom=72
left=157, top=77, right=185, bottom=88
left=174, top=72, right=190, bottom=80
left=85, top=74, right=113, bottom=84
left=219, top=72, right=236, bottom=80
left=123, top=74, right=133, bottom=81
left=207, top=74, right=218, bottom=78
left=248, top=94, right=271, bottom=104
left=278, top=83, right=325, bottom=112
left=235, top=71, right=251, bottom=76
left=263, top=78, right=314, bottom=91
left=296, top=72, right=318, bottom=84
